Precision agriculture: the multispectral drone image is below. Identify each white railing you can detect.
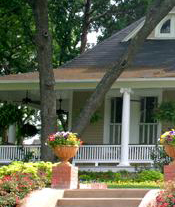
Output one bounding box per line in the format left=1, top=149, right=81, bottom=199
left=129, top=145, right=157, bottom=163
left=73, top=145, right=121, bottom=166
left=73, top=145, right=159, bottom=166
left=0, top=145, right=160, bottom=166
left=0, top=145, right=41, bottom=163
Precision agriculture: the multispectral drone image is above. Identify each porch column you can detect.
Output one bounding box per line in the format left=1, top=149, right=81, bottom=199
left=118, top=88, right=132, bottom=166
left=8, top=124, right=16, bottom=144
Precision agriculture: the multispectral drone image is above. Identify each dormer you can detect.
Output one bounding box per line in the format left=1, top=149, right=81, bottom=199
left=123, top=7, right=175, bottom=41
left=155, top=14, right=175, bottom=39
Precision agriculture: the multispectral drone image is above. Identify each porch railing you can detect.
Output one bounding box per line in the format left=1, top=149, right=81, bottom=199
left=0, top=145, right=160, bottom=166
left=73, top=145, right=159, bottom=166
left=0, top=145, right=41, bottom=163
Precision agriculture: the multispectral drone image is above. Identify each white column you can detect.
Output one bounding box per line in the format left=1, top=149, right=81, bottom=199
left=118, top=88, right=132, bottom=166
left=8, top=124, right=16, bottom=144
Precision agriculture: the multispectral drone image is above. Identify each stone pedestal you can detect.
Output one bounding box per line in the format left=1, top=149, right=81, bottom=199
left=164, top=165, right=175, bottom=181
left=51, top=162, right=78, bottom=189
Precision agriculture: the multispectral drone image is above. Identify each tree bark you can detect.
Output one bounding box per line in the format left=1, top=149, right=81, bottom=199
left=72, top=0, right=175, bottom=135
left=29, top=0, right=57, bottom=161
left=80, top=0, right=91, bottom=53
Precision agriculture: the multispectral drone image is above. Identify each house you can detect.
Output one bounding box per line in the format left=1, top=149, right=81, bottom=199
left=1, top=8, right=175, bottom=171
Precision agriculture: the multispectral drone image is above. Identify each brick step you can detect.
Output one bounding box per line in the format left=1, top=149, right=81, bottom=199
left=63, top=189, right=149, bottom=198
left=56, top=197, right=142, bottom=207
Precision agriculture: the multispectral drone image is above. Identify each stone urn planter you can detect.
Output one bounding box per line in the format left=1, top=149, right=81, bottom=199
left=48, top=131, right=81, bottom=189
left=53, top=145, right=79, bottom=164
left=164, top=145, right=175, bottom=165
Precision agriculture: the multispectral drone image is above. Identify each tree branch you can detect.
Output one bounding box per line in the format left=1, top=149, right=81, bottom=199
left=89, top=5, right=117, bottom=23
left=72, top=0, right=175, bottom=135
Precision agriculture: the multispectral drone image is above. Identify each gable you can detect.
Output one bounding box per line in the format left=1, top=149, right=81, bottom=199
left=123, top=7, right=175, bottom=41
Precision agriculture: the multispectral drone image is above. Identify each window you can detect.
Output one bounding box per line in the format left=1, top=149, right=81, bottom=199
left=139, top=97, right=158, bottom=144
left=155, top=15, right=175, bottom=38
left=140, top=97, right=157, bottom=123
left=110, top=97, right=122, bottom=123
left=110, top=97, right=122, bottom=144
left=160, top=19, right=171, bottom=33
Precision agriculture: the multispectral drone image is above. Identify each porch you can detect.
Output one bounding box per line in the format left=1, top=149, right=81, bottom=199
left=0, top=145, right=158, bottom=167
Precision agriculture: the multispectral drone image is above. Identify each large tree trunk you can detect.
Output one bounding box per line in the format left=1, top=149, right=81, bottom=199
left=72, top=0, right=175, bottom=135
left=29, top=0, right=57, bottom=161
left=80, top=0, right=91, bottom=53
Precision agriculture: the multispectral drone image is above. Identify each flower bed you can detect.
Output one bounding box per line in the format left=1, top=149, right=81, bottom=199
left=0, top=172, right=46, bottom=207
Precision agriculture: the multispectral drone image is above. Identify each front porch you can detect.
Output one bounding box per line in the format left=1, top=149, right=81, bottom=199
left=0, top=145, right=158, bottom=169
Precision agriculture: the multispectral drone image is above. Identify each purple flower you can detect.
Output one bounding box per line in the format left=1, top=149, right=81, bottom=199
left=170, top=131, right=175, bottom=135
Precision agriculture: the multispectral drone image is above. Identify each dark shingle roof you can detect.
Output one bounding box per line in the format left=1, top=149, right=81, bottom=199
left=61, top=17, right=175, bottom=72
left=62, top=17, right=145, bottom=69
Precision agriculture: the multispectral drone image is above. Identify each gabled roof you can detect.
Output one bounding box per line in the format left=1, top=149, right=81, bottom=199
left=1, top=17, right=175, bottom=83
left=61, top=16, right=175, bottom=72
left=61, top=17, right=145, bottom=69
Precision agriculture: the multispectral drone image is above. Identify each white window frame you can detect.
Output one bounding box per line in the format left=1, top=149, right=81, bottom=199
left=155, top=15, right=175, bottom=39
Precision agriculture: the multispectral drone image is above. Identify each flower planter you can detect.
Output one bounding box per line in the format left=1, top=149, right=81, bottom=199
left=53, top=145, right=79, bottom=164
left=164, top=145, right=175, bottom=165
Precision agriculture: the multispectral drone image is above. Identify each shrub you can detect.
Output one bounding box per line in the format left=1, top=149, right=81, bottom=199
left=150, top=145, right=171, bottom=173
left=136, top=170, right=163, bottom=182
left=156, top=181, right=175, bottom=206
left=0, top=172, right=46, bottom=207
left=0, top=161, right=52, bottom=186
left=79, top=171, right=121, bottom=182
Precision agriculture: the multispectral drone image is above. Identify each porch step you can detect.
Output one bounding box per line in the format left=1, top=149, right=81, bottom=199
left=57, top=198, right=142, bottom=207
left=63, top=189, right=149, bottom=198
left=56, top=189, right=149, bottom=207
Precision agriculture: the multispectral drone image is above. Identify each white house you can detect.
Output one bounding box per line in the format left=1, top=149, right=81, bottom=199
left=1, top=9, right=175, bottom=170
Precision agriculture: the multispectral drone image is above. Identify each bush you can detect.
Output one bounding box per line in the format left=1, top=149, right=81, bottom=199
left=156, top=180, right=175, bottom=206
left=0, top=172, right=46, bottom=207
left=79, top=171, right=121, bottom=182
left=0, top=161, right=52, bottom=186
left=136, top=170, right=163, bottom=182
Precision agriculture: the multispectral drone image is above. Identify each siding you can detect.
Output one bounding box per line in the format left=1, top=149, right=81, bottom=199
left=72, top=91, right=104, bottom=144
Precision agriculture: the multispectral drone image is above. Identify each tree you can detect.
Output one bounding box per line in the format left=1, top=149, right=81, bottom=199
left=27, top=0, right=57, bottom=161
left=96, top=0, right=153, bottom=41
left=72, top=0, right=175, bottom=135
left=0, top=0, right=36, bottom=75
left=49, top=0, right=82, bottom=66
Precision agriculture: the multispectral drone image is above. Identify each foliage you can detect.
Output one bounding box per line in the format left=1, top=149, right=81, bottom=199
left=150, top=145, right=171, bottom=173
left=0, top=103, right=23, bottom=128
left=136, top=170, right=163, bottom=182
left=0, top=172, right=46, bottom=207
left=0, top=103, right=38, bottom=144
left=154, top=102, right=175, bottom=125
left=49, top=0, right=82, bottom=66
left=79, top=171, right=121, bottom=182
left=108, top=180, right=161, bottom=189
left=0, top=0, right=153, bottom=72
left=156, top=181, right=175, bottom=206
left=0, top=161, right=52, bottom=186
left=0, top=0, right=36, bottom=75
left=96, top=0, right=153, bottom=41
left=48, top=131, right=82, bottom=147
left=79, top=170, right=163, bottom=183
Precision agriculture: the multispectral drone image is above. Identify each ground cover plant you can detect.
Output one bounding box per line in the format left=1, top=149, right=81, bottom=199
left=0, top=161, right=53, bottom=207
left=0, top=173, right=46, bottom=207
left=0, top=162, right=164, bottom=206
left=79, top=170, right=163, bottom=189
left=156, top=180, right=175, bottom=206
